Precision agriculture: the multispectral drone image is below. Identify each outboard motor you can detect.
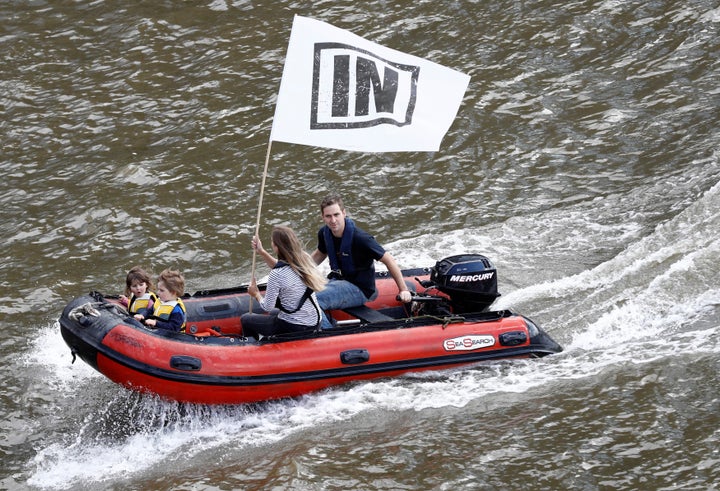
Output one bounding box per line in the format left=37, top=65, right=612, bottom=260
left=430, top=254, right=500, bottom=313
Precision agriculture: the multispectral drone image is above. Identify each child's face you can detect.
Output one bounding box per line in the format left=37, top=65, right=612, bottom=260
left=130, top=280, right=148, bottom=297
left=156, top=281, right=175, bottom=302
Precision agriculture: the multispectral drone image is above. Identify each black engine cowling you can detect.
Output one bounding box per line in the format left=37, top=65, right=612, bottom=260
left=430, top=254, right=500, bottom=313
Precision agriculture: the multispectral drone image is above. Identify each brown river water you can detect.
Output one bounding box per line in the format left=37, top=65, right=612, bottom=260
left=2, top=1, right=719, bottom=489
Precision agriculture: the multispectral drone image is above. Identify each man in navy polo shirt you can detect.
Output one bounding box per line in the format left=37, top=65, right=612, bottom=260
left=310, top=194, right=412, bottom=327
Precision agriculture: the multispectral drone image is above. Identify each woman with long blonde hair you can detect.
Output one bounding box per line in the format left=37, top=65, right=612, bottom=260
left=242, top=226, right=327, bottom=338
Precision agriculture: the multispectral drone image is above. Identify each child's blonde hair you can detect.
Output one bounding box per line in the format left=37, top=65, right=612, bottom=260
left=157, top=269, right=185, bottom=297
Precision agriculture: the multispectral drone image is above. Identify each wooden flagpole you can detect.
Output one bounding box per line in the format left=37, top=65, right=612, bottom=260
left=248, top=140, right=273, bottom=312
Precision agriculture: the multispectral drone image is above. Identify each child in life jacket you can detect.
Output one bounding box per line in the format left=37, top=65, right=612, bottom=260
left=134, top=269, right=186, bottom=332
left=119, top=266, right=158, bottom=315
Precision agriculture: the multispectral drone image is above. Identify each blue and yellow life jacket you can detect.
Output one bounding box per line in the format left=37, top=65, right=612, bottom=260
left=150, top=298, right=187, bottom=332
left=127, top=292, right=158, bottom=314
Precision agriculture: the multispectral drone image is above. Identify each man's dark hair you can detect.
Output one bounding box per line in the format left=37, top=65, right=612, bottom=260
left=320, top=194, right=344, bottom=214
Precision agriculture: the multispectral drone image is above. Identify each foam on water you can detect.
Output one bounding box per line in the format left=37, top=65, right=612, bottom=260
left=35, top=310, right=719, bottom=491
left=24, top=323, right=98, bottom=388
left=26, top=175, right=720, bottom=489
left=27, top=350, right=568, bottom=489
left=28, top=170, right=720, bottom=488
left=22, top=142, right=720, bottom=488
left=490, top=177, right=720, bottom=386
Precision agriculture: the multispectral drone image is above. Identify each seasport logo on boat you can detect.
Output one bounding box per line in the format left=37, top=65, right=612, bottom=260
left=443, top=335, right=495, bottom=351
left=311, top=42, right=419, bottom=129
left=449, top=272, right=494, bottom=283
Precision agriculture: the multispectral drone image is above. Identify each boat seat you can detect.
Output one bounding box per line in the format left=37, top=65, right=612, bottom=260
left=342, top=305, right=395, bottom=323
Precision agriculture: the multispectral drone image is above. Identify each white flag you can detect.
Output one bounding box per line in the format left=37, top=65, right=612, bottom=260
left=270, top=15, right=470, bottom=153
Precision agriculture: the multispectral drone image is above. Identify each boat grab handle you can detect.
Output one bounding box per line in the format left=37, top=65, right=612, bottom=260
left=170, top=355, right=202, bottom=371
left=340, top=349, right=370, bottom=365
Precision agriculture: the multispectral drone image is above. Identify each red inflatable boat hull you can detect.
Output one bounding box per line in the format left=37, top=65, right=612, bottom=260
left=59, top=262, right=562, bottom=405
